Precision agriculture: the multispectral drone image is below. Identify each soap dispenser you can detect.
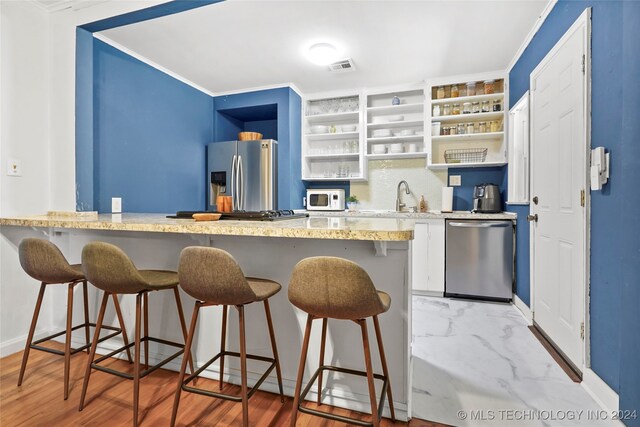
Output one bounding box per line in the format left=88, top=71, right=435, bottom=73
left=419, top=195, right=428, bottom=213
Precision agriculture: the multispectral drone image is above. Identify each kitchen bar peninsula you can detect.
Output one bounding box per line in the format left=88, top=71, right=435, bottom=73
left=0, top=213, right=414, bottom=420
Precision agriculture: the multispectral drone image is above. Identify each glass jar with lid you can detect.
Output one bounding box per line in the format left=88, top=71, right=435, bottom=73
left=478, top=122, right=487, bottom=133
left=443, top=104, right=451, bottom=116
left=433, top=104, right=441, bottom=117
left=482, top=100, right=490, bottom=113
left=436, top=86, right=445, bottom=99
left=492, top=99, right=502, bottom=112
left=466, top=82, right=476, bottom=96
left=466, top=123, right=475, bottom=134
left=462, top=102, right=472, bottom=114
left=451, top=85, right=460, bottom=98
left=442, top=126, right=450, bottom=136
left=472, top=102, right=480, bottom=114
left=456, top=123, right=466, bottom=135
left=449, top=125, right=457, bottom=135
left=490, top=121, right=500, bottom=132
left=452, top=104, right=461, bottom=115
left=484, top=80, right=495, bottom=94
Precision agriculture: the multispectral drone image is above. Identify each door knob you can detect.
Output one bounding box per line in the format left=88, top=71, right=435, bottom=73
left=532, top=196, right=539, bottom=205
left=527, top=214, right=538, bottom=222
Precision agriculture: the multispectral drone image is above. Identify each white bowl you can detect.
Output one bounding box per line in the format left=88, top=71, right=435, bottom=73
left=372, top=145, right=387, bottom=154
left=310, top=125, right=328, bottom=134
left=400, top=129, right=415, bottom=136
left=389, top=143, right=404, bottom=153
left=372, top=129, right=392, bottom=138
left=341, top=124, right=357, bottom=132
left=388, top=115, right=404, bottom=122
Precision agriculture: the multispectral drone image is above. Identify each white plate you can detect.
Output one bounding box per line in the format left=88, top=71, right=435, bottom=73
left=388, top=115, right=404, bottom=122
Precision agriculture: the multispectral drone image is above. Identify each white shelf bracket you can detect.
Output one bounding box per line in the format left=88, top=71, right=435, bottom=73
left=373, top=241, right=388, bottom=257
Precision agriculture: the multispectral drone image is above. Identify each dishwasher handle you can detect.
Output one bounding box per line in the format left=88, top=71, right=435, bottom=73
left=449, top=221, right=511, bottom=228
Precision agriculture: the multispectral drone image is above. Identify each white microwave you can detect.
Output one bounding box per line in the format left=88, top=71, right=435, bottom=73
left=306, top=189, right=345, bottom=211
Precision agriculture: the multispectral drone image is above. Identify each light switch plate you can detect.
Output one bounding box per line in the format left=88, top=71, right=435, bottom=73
left=111, top=197, right=122, bottom=213
left=7, top=158, right=21, bottom=176
left=449, top=175, right=461, bottom=186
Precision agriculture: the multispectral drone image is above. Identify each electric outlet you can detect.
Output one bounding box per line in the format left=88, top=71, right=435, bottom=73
left=449, top=175, right=461, bottom=186
left=7, top=158, right=21, bottom=176
left=111, top=197, right=122, bottom=213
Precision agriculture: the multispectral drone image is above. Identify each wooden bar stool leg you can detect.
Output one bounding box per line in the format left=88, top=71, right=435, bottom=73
left=237, top=305, right=249, bottom=427
left=79, top=292, right=110, bottom=411
left=317, top=317, right=328, bottom=405
left=219, top=305, right=228, bottom=390
left=82, top=281, right=91, bottom=353
left=143, top=292, right=149, bottom=370
left=112, top=295, right=133, bottom=363
left=17, top=282, right=46, bottom=387
left=264, top=300, right=284, bottom=402
left=290, top=314, right=314, bottom=427
left=63, top=282, right=75, bottom=400
left=170, top=301, right=200, bottom=427
left=173, top=288, right=194, bottom=374
left=373, top=315, right=395, bottom=421
left=359, top=318, right=380, bottom=427
left=133, top=292, right=143, bottom=427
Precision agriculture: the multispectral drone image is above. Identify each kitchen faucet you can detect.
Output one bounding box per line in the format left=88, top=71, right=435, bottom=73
left=396, top=180, right=410, bottom=211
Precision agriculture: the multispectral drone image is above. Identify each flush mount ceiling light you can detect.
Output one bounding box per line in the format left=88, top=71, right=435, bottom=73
left=306, top=42, right=341, bottom=66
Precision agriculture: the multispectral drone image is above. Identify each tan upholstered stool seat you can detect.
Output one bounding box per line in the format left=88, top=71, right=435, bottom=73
left=171, top=247, right=284, bottom=427
left=17, top=239, right=128, bottom=401
left=377, top=291, right=391, bottom=313
left=79, top=241, right=192, bottom=427
left=289, top=256, right=396, bottom=427
left=247, top=277, right=282, bottom=301
left=138, top=270, right=179, bottom=289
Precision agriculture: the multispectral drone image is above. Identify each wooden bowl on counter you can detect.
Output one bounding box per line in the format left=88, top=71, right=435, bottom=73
left=238, top=132, right=263, bottom=141
left=192, top=213, right=222, bottom=221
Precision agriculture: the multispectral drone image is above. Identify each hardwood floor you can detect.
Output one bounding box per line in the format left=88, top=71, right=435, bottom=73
left=0, top=342, right=446, bottom=426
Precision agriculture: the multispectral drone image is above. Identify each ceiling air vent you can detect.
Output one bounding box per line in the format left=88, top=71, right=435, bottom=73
left=328, top=59, right=356, bottom=73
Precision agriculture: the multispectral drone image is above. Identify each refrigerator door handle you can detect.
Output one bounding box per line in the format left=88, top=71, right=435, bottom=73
left=230, top=154, right=237, bottom=210
left=237, top=155, right=244, bottom=210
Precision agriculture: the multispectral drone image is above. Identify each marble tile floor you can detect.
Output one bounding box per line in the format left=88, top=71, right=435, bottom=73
left=411, top=296, right=617, bottom=427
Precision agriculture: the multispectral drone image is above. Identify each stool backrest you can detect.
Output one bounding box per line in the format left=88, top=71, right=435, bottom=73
left=82, top=241, right=148, bottom=293
left=19, top=238, right=84, bottom=284
left=288, top=257, right=385, bottom=320
left=178, top=247, right=256, bottom=305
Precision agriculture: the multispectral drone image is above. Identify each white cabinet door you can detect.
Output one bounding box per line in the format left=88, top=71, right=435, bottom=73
left=411, top=220, right=445, bottom=295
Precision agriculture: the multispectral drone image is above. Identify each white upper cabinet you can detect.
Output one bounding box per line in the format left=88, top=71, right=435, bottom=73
left=426, top=72, right=509, bottom=169
left=364, top=86, right=427, bottom=160
left=301, top=92, right=366, bottom=181
left=507, top=91, right=530, bottom=204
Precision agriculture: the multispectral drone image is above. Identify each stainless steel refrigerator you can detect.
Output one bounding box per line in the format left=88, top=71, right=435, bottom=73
left=207, top=139, right=277, bottom=212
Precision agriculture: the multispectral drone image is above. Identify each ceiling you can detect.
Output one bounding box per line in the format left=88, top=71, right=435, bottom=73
left=31, top=0, right=108, bottom=12
left=99, top=0, right=549, bottom=95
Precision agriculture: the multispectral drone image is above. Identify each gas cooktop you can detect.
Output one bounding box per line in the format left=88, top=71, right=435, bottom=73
left=168, top=210, right=308, bottom=221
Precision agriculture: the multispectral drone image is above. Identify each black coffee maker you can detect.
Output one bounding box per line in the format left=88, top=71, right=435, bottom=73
left=472, top=184, right=502, bottom=213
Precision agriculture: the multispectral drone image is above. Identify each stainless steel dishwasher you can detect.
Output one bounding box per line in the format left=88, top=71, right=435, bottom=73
left=445, top=220, right=514, bottom=301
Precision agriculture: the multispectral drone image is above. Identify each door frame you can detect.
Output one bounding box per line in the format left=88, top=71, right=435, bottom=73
left=528, top=8, right=592, bottom=370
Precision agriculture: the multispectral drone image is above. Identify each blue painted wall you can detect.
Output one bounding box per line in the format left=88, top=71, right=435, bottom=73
left=213, top=87, right=303, bottom=209
left=507, top=1, right=640, bottom=416
left=618, top=0, right=640, bottom=422
left=75, top=28, right=95, bottom=211
left=92, top=39, right=214, bottom=213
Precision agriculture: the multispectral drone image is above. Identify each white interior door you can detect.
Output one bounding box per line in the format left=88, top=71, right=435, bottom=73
left=530, top=11, right=589, bottom=369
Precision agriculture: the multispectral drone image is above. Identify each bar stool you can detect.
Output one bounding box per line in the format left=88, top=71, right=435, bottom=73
left=171, top=246, right=284, bottom=427
left=78, top=241, right=193, bottom=427
left=17, top=238, right=130, bottom=400
left=288, top=256, right=396, bottom=427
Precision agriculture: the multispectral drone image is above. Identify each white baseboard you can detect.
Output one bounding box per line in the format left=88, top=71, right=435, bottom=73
left=512, top=294, right=533, bottom=324
left=0, top=329, right=54, bottom=358
left=582, top=368, right=621, bottom=420
left=72, top=337, right=409, bottom=421
left=412, top=290, right=443, bottom=297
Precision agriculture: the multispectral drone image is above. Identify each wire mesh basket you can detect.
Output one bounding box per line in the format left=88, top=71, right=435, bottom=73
left=444, top=148, right=488, bottom=164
